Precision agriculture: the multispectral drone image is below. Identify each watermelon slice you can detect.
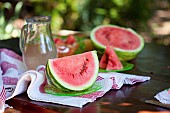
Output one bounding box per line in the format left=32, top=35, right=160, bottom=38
left=46, top=51, right=99, bottom=91
left=100, top=45, right=123, bottom=70
left=65, top=35, right=76, bottom=44
left=90, top=25, right=144, bottom=61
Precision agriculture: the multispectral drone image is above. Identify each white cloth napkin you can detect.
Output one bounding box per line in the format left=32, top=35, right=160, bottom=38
left=154, top=88, right=170, bottom=104
left=0, top=48, right=150, bottom=112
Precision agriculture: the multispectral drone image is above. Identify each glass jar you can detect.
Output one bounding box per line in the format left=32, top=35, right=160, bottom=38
left=20, top=16, right=57, bottom=70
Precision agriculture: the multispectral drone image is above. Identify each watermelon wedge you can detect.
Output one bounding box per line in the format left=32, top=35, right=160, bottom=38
left=100, top=45, right=123, bottom=70
left=46, top=51, right=99, bottom=91
left=90, top=25, right=145, bottom=61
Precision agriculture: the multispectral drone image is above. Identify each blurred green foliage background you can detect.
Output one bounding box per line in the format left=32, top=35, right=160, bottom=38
left=1, top=0, right=170, bottom=45
left=26, top=0, right=156, bottom=31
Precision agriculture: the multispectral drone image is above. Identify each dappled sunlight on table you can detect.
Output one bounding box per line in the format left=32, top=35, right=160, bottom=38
left=138, top=111, right=170, bottom=113
left=118, top=102, right=133, bottom=106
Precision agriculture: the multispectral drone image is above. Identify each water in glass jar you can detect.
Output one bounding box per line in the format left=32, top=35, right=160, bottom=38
left=23, top=43, right=56, bottom=70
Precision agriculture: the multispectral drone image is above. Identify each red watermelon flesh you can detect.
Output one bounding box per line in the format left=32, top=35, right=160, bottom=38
left=65, top=35, right=76, bottom=44
left=54, top=35, right=76, bottom=45
left=100, top=45, right=123, bottom=70
left=95, top=26, right=141, bottom=50
left=53, top=38, right=64, bottom=44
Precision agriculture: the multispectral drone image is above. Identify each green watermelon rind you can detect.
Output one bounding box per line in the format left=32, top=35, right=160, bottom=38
left=46, top=63, right=70, bottom=91
left=90, top=25, right=145, bottom=61
left=48, top=51, right=99, bottom=91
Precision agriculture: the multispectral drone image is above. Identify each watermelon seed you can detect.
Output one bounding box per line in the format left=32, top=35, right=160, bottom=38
left=103, top=30, right=112, bottom=42
left=128, top=40, right=133, bottom=44
left=105, top=34, right=110, bottom=41
left=80, top=61, right=88, bottom=75
left=71, top=73, right=75, bottom=78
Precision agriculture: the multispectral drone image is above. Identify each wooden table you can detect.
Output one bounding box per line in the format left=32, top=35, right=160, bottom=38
left=1, top=38, right=170, bottom=113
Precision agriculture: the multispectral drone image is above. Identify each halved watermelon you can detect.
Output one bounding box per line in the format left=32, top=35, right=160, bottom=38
left=46, top=51, right=99, bottom=91
left=90, top=25, right=145, bottom=61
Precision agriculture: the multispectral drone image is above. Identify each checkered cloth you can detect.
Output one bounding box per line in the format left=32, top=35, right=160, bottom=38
left=155, top=88, right=170, bottom=104
left=0, top=48, right=150, bottom=112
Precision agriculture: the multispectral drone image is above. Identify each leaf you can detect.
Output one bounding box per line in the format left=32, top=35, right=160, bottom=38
left=0, top=2, right=12, bottom=28
left=5, top=23, right=13, bottom=33
left=3, top=2, right=12, bottom=10
left=0, top=16, right=5, bottom=29
left=99, top=61, right=134, bottom=72
left=14, top=1, right=23, bottom=17
left=74, top=38, right=85, bottom=54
